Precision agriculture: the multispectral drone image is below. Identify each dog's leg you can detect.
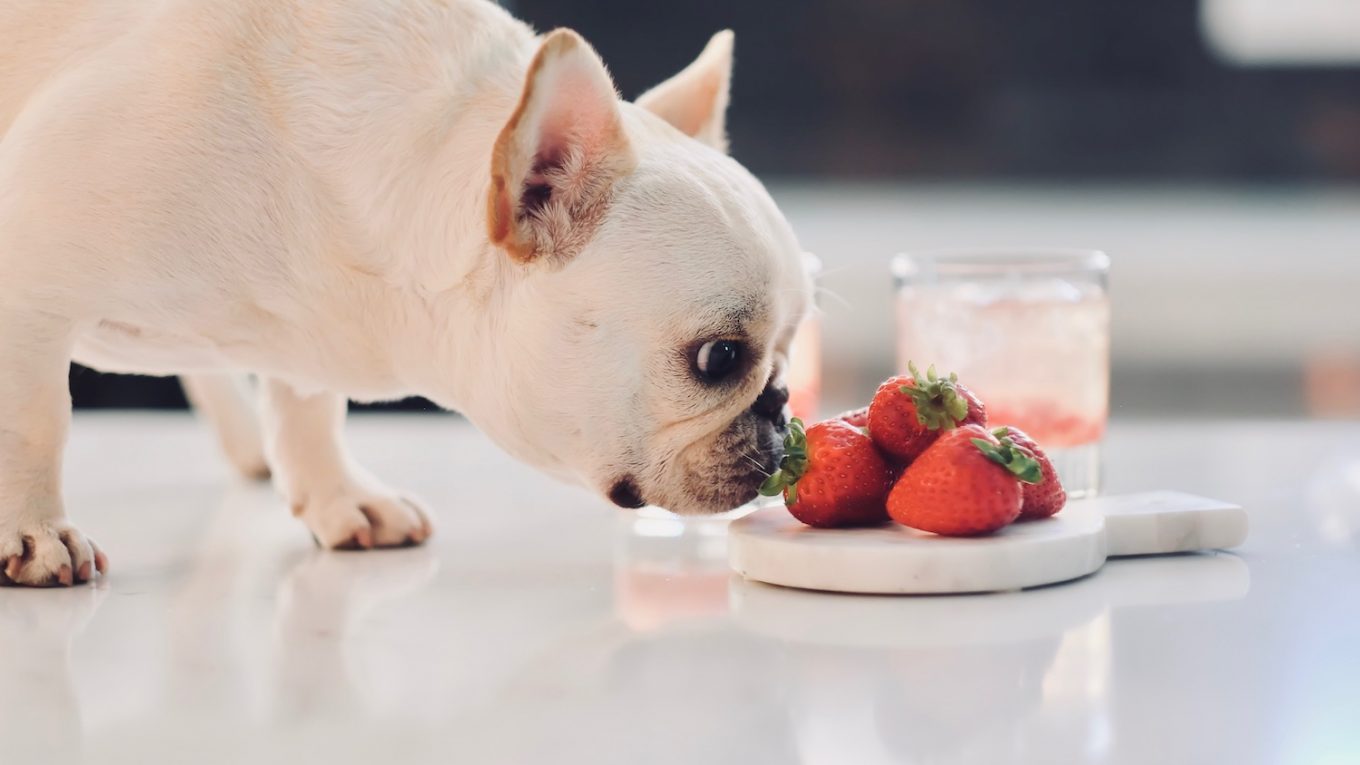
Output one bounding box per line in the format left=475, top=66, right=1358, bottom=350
left=181, top=374, right=270, bottom=481
left=0, top=312, right=106, bottom=586
left=260, top=379, right=432, bottom=550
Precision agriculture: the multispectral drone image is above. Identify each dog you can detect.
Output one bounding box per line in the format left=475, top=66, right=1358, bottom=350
left=0, top=0, right=810, bottom=586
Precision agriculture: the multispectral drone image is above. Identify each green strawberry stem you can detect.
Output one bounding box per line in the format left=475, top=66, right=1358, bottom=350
left=971, top=437, right=1043, bottom=484
left=758, top=417, right=810, bottom=506
left=901, top=361, right=972, bottom=431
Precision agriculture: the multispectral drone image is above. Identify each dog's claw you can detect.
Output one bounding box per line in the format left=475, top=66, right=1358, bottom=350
left=402, top=499, right=434, bottom=543
left=298, top=491, right=432, bottom=550
left=406, top=522, right=431, bottom=546
left=0, top=524, right=102, bottom=587
left=334, top=527, right=374, bottom=551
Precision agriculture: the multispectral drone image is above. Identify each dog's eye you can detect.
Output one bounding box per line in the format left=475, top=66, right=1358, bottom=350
left=695, top=340, right=743, bottom=382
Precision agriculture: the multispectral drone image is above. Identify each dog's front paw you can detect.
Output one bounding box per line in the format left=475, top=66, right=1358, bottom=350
left=292, top=489, right=433, bottom=550
left=0, top=521, right=107, bottom=587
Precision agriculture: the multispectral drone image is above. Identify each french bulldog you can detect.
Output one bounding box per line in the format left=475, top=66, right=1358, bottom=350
left=0, top=0, right=810, bottom=586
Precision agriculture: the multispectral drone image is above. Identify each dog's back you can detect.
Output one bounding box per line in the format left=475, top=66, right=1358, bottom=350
left=0, top=0, right=532, bottom=375
left=0, top=0, right=152, bottom=134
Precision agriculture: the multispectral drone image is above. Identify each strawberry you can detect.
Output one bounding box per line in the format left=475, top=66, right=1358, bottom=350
left=886, top=424, right=1040, bottom=536
left=867, top=362, right=987, bottom=463
left=759, top=418, right=893, bottom=528
left=835, top=406, right=870, bottom=429
left=992, top=426, right=1066, bottom=519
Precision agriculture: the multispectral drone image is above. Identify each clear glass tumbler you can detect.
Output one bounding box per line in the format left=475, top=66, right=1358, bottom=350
left=892, top=249, right=1110, bottom=498
left=788, top=252, right=823, bottom=422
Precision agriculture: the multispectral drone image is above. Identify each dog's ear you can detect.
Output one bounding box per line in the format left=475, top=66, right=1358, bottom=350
left=488, top=29, right=636, bottom=263
left=636, top=30, right=734, bottom=152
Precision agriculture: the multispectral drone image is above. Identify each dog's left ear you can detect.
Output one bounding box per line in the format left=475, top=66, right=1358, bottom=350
left=636, top=30, right=734, bottom=152
left=489, top=29, right=636, bottom=263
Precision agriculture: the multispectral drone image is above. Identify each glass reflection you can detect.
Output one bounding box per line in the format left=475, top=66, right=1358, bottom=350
left=730, top=553, right=1249, bottom=763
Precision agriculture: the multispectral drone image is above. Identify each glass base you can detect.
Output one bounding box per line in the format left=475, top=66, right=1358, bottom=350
left=632, top=496, right=775, bottom=530
left=1048, top=441, right=1102, bottom=500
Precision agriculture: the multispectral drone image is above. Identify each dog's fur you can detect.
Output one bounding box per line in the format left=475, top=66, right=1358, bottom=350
left=0, top=0, right=809, bottom=586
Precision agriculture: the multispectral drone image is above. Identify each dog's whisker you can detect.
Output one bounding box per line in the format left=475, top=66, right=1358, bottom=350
left=741, top=450, right=773, bottom=478
left=813, top=285, right=851, bottom=309
left=814, top=263, right=854, bottom=278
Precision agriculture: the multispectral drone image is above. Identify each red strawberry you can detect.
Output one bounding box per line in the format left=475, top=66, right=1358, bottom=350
left=759, top=418, right=893, bottom=528
left=867, top=362, right=987, bottom=463
left=835, top=406, right=870, bottom=429
left=992, top=426, right=1066, bottom=519
left=886, top=424, right=1040, bottom=536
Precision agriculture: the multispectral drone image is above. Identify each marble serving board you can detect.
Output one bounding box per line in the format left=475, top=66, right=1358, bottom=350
left=730, top=551, right=1250, bottom=647
left=728, top=491, right=1248, bottom=595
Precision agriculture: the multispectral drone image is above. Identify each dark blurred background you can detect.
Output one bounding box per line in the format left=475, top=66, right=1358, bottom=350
left=73, top=0, right=1360, bottom=416
left=517, top=0, right=1360, bottom=182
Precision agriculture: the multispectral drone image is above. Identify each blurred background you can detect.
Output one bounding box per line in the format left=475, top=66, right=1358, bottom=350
left=72, top=0, right=1360, bottom=419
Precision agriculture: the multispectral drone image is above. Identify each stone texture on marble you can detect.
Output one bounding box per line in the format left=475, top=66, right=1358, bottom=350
left=729, top=492, right=1247, bottom=594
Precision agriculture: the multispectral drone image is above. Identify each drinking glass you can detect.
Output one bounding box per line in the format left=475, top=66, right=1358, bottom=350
left=892, top=249, right=1110, bottom=498
left=788, top=253, right=823, bottom=422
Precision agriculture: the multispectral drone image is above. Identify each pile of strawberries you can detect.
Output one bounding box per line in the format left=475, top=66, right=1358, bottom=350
left=759, top=363, right=1066, bottom=536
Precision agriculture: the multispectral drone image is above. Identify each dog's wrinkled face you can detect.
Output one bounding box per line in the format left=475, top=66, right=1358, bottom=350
left=544, top=147, right=808, bottom=513
left=483, top=30, right=810, bottom=513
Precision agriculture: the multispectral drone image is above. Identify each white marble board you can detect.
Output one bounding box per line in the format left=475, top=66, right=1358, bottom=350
left=728, top=490, right=1248, bottom=594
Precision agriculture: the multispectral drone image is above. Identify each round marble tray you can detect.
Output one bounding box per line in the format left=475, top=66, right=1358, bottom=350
left=728, top=491, right=1248, bottom=595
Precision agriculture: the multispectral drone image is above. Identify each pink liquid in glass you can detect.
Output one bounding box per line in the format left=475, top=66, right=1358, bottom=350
left=788, top=313, right=822, bottom=422
left=896, top=278, right=1109, bottom=496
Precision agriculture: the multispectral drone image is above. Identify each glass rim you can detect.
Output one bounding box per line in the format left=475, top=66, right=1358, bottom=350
left=892, top=248, right=1109, bottom=278
left=802, top=251, right=823, bottom=278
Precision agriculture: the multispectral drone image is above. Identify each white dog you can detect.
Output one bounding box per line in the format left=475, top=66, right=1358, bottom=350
left=0, top=0, right=809, bottom=586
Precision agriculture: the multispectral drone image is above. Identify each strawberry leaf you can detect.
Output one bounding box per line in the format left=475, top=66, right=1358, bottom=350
left=903, top=360, right=973, bottom=432
left=972, top=436, right=1043, bottom=484
left=759, top=473, right=786, bottom=497
left=972, top=438, right=1007, bottom=464
left=758, top=418, right=813, bottom=505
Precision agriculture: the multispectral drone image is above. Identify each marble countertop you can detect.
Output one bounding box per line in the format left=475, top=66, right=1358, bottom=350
left=4, top=413, right=1358, bottom=764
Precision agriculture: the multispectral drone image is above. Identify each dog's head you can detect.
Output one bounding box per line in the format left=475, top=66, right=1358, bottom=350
left=478, top=29, right=809, bottom=514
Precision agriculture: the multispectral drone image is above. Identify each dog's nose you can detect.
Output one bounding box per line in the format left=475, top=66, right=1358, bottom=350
left=752, top=385, right=790, bottom=424
left=608, top=477, right=647, bottom=509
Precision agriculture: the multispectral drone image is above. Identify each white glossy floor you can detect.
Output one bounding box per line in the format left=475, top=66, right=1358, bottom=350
left=5, top=413, right=1360, bottom=764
